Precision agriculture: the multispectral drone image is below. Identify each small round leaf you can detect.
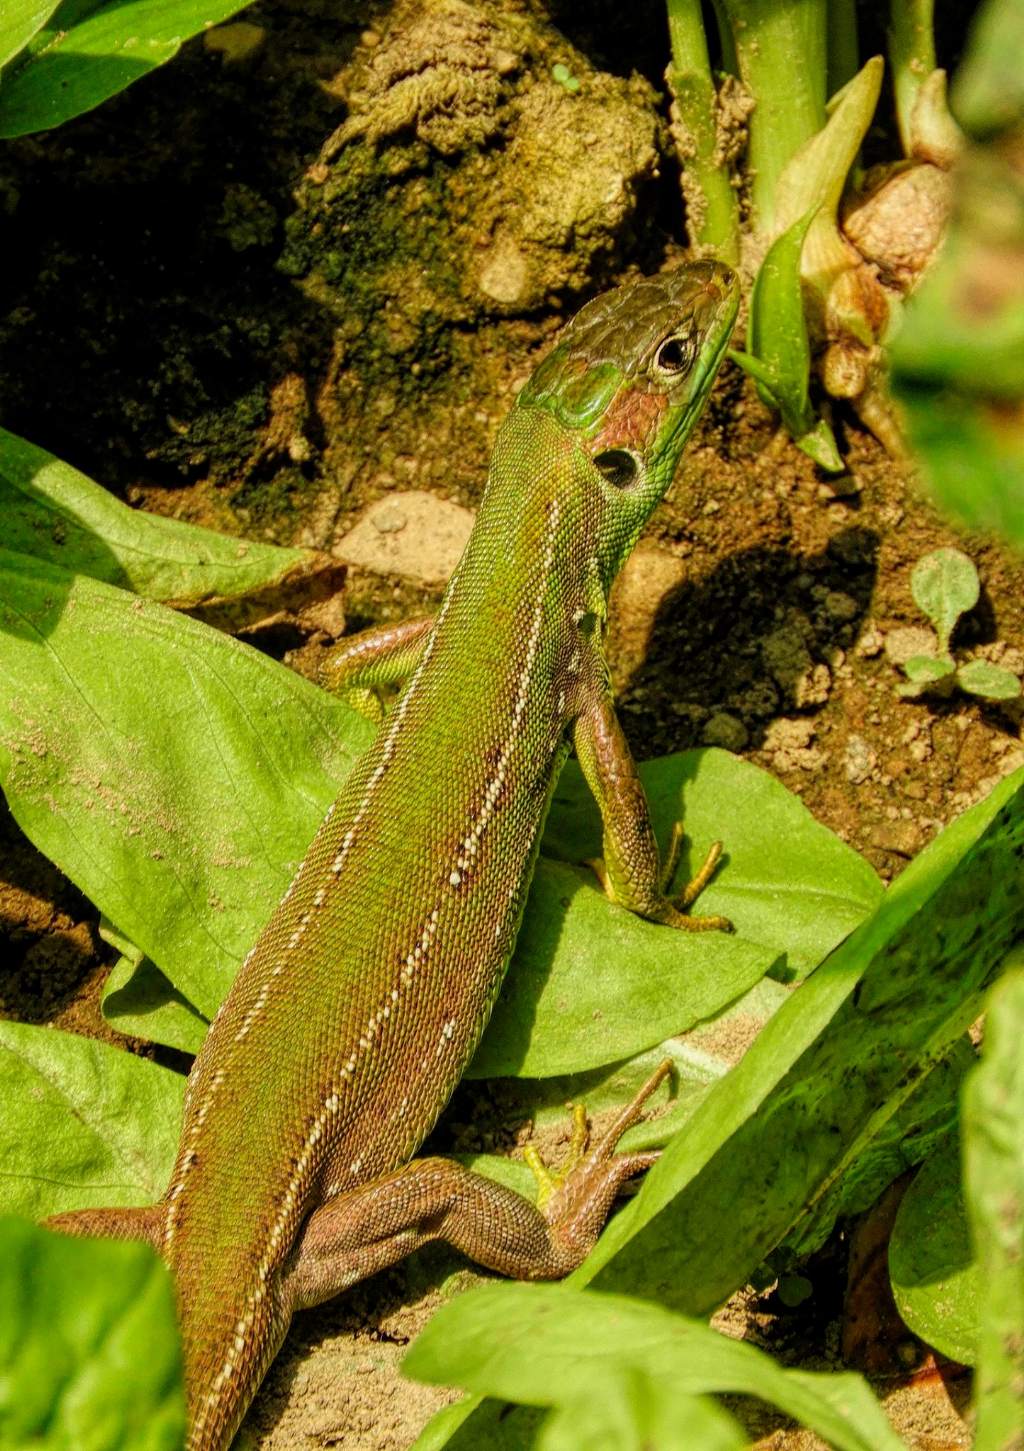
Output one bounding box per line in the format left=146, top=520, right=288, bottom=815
left=956, top=660, right=1022, bottom=700
left=910, top=549, right=980, bottom=652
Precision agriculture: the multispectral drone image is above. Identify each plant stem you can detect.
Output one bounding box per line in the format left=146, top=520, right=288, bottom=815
left=719, top=0, right=828, bottom=233
left=665, top=0, right=741, bottom=263
left=889, top=0, right=936, bottom=155
left=708, top=0, right=739, bottom=78
left=827, top=0, right=859, bottom=98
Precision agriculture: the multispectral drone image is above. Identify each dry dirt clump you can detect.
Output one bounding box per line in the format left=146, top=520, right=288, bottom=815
left=286, top=0, right=661, bottom=323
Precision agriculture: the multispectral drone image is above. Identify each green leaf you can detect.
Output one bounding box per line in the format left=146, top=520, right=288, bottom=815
left=405, top=1284, right=906, bottom=1451
left=0, top=1217, right=185, bottom=1450
left=890, top=108, right=1024, bottom=551
left=543, top=751, right=883, bottom=982
left=728, top=211, right=842, bottom=473
left=747, top=209, right=817, bottom=412
left=471, top=858, right=775, bottom=1078
left=902, top=653, right=955, bottom=684
left=538, top=1372, right=747, bottom=1451
left=910, top=548, right=979, bottom=653
left=895, top=382, right=1024, bottom=551
left=576, top=766, right=1024, bottom=1313
left=793, top=415, right=844, bottom=473
left=956, top=659, right=1022, bottom=701
left=0, top=1019, right=183, bottom=1219
left=784, top=1036, right=974, bottom=1263
left=0, top=551, right=374, bottom=1019
left=0, top=426, right=337, bottom=619
left=437, top=758, right=1023, bottom=1447
left=0, top=0, right=62, bottom=70
left=0, top=0, right=257, bottom=137
left=952, top=0, right=1024, bottom=139
left=889, top=1133, right=977, bottom=1365
left=963, top=963, right=1024, bottom=1447
left=102, top=949, right=209, bottom=1056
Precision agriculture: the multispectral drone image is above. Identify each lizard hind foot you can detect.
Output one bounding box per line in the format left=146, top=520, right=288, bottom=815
left=529, top=1059, right=671, bottom=1240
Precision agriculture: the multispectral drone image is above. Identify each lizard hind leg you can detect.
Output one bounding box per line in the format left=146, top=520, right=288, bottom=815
left=43, top=1202, right=167, bottom=1249
left=280, top=1062, right=670, bottom=1314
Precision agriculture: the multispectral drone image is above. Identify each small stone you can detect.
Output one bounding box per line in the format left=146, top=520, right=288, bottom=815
left=763, top=624, right=831, bottom=707
left=762, top=717, right=826, bottom=772
left=335, top=492, right=474, bottom=585
left=824, top=590, right=859, bottom=622
left=702, top=712, right=748, bottom=752
left=852, top=623, right=887, bottom=658
left=764, top=718, right=815, bottom=752
left=608, top=546, right=686, bottom=689
left=868, top=820, right=924, bottom=857
left=478, top=231, right=529, bottom=305
left=844, top=734, right=876, bottom=785
left=372, top=503, right=408, bottom=534
left=884, top=625, right=936, bottom=668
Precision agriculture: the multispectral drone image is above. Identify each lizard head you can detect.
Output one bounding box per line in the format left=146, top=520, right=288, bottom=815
left=516, top=261, right=740, bottom=571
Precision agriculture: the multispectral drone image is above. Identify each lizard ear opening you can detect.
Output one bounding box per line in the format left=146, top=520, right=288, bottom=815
left=593, top=448, right=641, bottom=489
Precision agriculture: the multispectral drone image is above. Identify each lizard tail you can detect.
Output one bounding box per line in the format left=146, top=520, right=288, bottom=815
left=178, top=1269, right=290, bottom=1451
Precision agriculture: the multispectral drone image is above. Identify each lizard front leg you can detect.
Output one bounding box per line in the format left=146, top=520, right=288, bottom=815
left=281, top=1063, right=668, bottom=1312
left=320, top=615, right=435, bottom=719
left=573, top=691, right=730, bottom=932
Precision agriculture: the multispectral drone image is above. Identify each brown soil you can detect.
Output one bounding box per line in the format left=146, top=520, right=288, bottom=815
left=0, top=2, right=1018, bottom=1448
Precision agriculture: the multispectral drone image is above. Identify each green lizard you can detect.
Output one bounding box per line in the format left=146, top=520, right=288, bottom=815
left=48, top=260, right=739, bottom=1449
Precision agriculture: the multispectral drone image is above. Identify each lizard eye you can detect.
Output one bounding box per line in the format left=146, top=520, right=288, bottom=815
left=654, top=334, right=696, bottom=378
left=594, top=448, right=642, bottom=489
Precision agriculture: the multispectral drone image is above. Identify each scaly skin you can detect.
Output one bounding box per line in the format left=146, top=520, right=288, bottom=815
left=47, top=261, right=740, bottom=1449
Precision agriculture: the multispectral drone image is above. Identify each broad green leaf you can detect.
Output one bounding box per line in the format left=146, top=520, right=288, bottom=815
left=573, top=768, right=1024, bottom=1314
left=0, top=1217, right=184, bottom=1450
left=543, top=751, right=883, bottom=981
left=784, top=1036, right=974, bottom=1263
left=405, top=1284, right=906, bottom=1451
left=102, top=950, right=208, bottom=1056
left=910, top=548, right=979, bottom=654
left=895, top=381, right=1024, bottom=551
left=890, top=104, right=1024, bottom=552
left=956, top=659, right=1022, bottom=701
left=0, top=0, right=256, bottom=137
left=963, top=964, right=1024, bottom=1448
left=0, top=1020, right=183, bottom=1219
left=0, top=0, right=62, bottom=69
left=889, top=1133, right=977, bottom=1365
left=891, top=229, right=1024, bottom=402
left=0, top=551, right=374, bottom=1018
left=471, top=858, right=775, bottom=1077
left=0, top=426, right=338, bottom=618
left=538, top=1372, right=747, bottom=1451
left=952, top=0, right=1024, bottom=138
